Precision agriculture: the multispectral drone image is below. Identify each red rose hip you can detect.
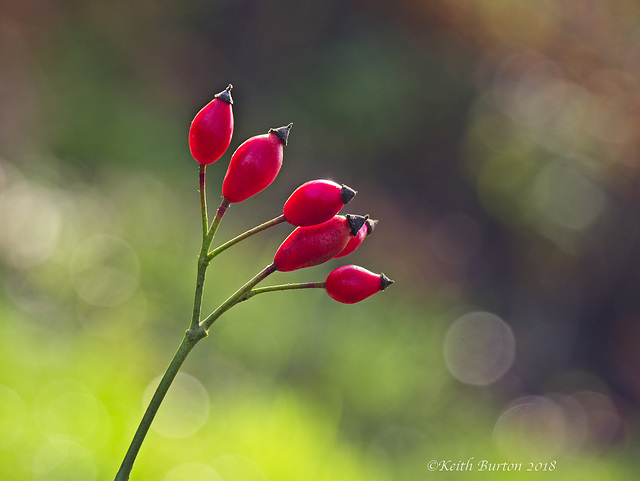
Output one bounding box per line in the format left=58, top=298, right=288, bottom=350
left=283, top=179, right=357, bottom=226
left=335, top=217, right=376, bottom=258
left=274, top=214, right=367, bottom=272
left=189, top=84, right=234, bottom=165
left=222, top=124, right=292, bottom=203
left=325, top=265, right=393, bottom=304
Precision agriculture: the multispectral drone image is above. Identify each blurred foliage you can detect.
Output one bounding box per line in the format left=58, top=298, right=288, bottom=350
left=2, top=0, right=640, bottom=479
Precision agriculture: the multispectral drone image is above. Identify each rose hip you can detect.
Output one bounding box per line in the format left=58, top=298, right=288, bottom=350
left=273, top=214, right=367, bottom=272
left=325, top=265, right=393, bottom=304
left=189, top=84, right=234, bottom=165
left=335, top=218, right=376, bottom=258
left=283, top=179, right=357, bottom=226
left=222, top=124, right=292, bottom=203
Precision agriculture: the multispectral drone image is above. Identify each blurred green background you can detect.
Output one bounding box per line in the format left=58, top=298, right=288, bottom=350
left=2, top=0, right=640, bottom=479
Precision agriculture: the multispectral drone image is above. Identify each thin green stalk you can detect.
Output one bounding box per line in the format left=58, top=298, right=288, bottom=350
left=207, top=214, right=286, bottom=262
left=200, top=263, right=277, bottom=331
left=116, top=172, right=284, bottom=480
left=207, top=196, right=231, bottom=241
left=199, top=164, right=208, bottom=238
left=241, top=281, right=325, bottom=302
left=115, top=264, right=315, bottom=480
left=190, top=196, right=231, bottom=331
left=114, top=327, right=207, bottom=481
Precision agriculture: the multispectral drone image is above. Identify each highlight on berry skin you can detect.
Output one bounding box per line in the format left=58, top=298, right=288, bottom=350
left=189, top=84, right=234, bottom=165
left=325, top=265, right=394, bottom=304
left=222, top=123, right=293, bottom=203
left=283, top=179, right=357, bottom=226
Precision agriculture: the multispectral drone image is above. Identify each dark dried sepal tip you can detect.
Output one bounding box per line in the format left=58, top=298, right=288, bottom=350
left=365, top=218, right=378, bottom=236
left=214, top=84, right=234, bottom=104
left=269, top=123, right=293, bottom=146
left=340, top=184, right=357, bottom=205
left=346, top=214, right=368, bottom=236
left=380, top=273, right=394, bottom=291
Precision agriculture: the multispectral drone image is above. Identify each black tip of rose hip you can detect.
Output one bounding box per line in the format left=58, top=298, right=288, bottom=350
left=269, top=123, right=293, bottom=146
left=380, top=273, right=394, bottom=291
left=365, top=218, right=378, bottom=236
left=346, top=214, right=368, bottom=236
left=340, top=184, right=357, bottom=205
left=214, top=84, right=233, bottom=104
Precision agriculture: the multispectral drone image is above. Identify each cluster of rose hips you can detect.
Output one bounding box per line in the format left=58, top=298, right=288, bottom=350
left=189, top=84, right=392, bottom=304
left=114, top=84, right=394, bottom=481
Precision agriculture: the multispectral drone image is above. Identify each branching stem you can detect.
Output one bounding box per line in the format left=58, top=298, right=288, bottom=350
left=190, top=196, right=231, bottom=332
left=115, top=171, right=307, bottom=480
left=200, top=263, right=277, bottom=331
left=115, top=263, right=276, bottom=481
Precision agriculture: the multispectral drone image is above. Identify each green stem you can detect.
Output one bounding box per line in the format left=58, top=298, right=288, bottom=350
left=115, top=267, right=320, bottom=480
left=207, top=196, right=231, bottom=241
left=199, top=164, right=208, bottom=238
left=241, top=281, right=325, bottom=302
left=190, top=197, right=231, bottom=331
left=114, top=328, right=207, bottom=481
left=207, top=214, right=286, bottom=262
left=114, top=264, right=283, bottom=480
left=116, top=172, right=236, bottom=480
left=200, top=263, right=277, bottom=331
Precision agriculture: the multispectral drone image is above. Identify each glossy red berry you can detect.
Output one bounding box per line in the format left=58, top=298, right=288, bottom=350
left=222, top=124, right=292, bottom=203
left=283, top=180, right=357, bottom=226
left=274, top=214, right=368, bottom=272
left=335, top=218, right=376, bottom=258
left=325, top=265, right=393, bottom=304
left=189, top=84, right=234, bottom=165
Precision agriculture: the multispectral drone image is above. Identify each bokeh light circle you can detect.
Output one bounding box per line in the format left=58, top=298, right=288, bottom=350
left=0, top=182, right=63, bottom=268
left=31, top=438, right=96, bottom=481
left=0, top=385, right=27, bottom=449
left=69, top=235, right=140, bottom=307
left=443, top=311, right=515, bottom=385
left=164, top=462, right=222, bottom=481
left=43, top=391, right=111, bottom=446
left=210, top=454, right=266, bottom=481
left=143, top=372, right=209, bottom=439
left=493, top=395, right=567, bottom=458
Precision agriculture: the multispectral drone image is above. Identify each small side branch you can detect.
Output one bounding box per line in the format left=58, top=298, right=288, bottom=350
left=208, top=214, right=286, bottom=261
left=200, top=263, right=277, bottom=331
left=241, top=281, right=325, bottom=302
